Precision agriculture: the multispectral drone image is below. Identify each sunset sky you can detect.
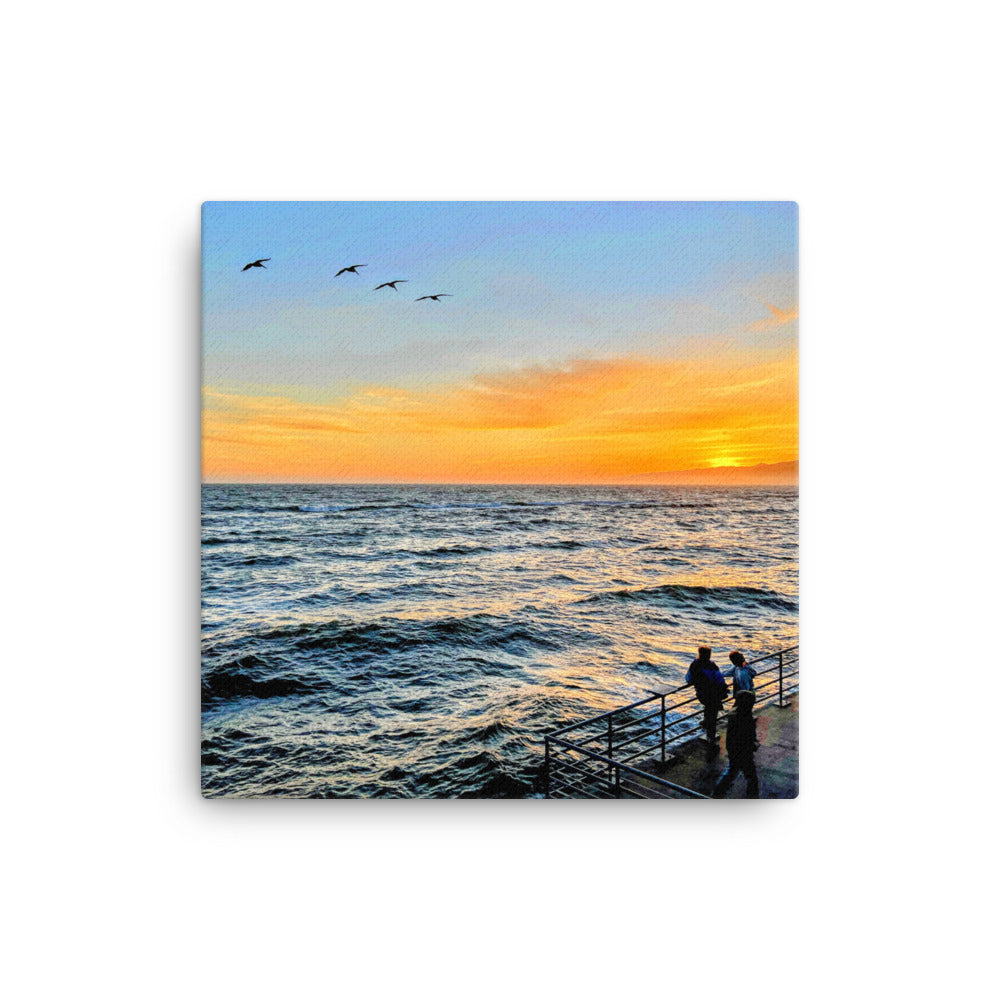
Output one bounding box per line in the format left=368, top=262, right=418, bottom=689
left=202, top=202, right=797, bottom=483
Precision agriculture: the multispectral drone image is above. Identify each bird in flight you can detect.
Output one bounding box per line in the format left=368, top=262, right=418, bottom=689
left=336, top=264, right=368, bottom=276
left=241, top=258, right=270, bottom=271
left=373, top=280, right=408, bottom=291
left=415, top=294, right=453, bottom=302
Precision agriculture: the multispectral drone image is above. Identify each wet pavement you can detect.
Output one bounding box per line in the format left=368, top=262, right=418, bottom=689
left=628, top=694, right=799, bottom=799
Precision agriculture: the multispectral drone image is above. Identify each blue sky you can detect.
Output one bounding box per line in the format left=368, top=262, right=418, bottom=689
left=202, top=201, right=797, bottom=402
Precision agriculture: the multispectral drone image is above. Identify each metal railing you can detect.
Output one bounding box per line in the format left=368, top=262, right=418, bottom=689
left=543, top=645, right=798, bottom=799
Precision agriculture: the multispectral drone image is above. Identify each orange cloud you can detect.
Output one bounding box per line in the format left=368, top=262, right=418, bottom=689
left=203, top=349, right=797, bottom=483
left=750, top=302, right=799, bottom=331
left=768, top=303, right=795, bottom=320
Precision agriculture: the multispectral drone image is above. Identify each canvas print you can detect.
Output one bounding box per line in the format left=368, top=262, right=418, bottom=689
left=201, top=201, right=798, bottom=799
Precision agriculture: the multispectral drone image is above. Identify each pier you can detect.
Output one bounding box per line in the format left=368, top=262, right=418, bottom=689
left=543, top=646, right=799, bottom=799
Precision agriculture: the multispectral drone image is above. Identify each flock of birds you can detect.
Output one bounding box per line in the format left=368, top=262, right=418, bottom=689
left=240, top=258, right=452, bottom=302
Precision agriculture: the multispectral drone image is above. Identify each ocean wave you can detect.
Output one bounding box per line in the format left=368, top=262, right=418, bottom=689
left=209, top=504, right=302, bottom=513
left=449, top=751, right=534, bottom=797
left=641, top=554, right=694, bottom=567
left=577, top=583, right=798, bottom=612
left=285, top=498, right=716, bottom=516
left=202, top=655, right=315, bottom=704
left=399, top=543, right=494, bottom=557
left=346, top=581, right=441, bottom=603
left=257, top=611, right=566, bottom=657
left=412, top=501, right=537, bottom=510
left=464, top=719, right=515, bottom=743
left=205, top=535, right=298, bottom=548
left=238, top=554, right=298, bottom=567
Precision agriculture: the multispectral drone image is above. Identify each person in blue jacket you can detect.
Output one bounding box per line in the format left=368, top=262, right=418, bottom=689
left=686, top=645, right=729, bottom=742
left=727, top=650, right=757, bottom=708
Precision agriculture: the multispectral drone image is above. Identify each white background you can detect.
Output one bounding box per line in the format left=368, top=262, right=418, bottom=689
left=4, top=2, right=996, bottom=997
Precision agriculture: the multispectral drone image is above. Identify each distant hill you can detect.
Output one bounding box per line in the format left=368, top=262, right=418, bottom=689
left=628, top=460, right=798, bottom=485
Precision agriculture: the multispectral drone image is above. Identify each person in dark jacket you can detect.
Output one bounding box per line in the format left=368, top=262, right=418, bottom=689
left=686, top=645, right=728, bottom=742
left=713, top=690, right=760, bottom=798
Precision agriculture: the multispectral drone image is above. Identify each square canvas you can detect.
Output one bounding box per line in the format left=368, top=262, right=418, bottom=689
left=201, top=201, right=798, bottom=799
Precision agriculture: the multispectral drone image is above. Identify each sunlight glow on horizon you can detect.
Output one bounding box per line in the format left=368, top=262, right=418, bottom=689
left=203, top=344, right=797, bottom=484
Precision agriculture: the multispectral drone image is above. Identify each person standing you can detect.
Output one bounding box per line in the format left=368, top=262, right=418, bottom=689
left=686, top=645, right=728, bottom=742
left=713, top=690, right=760, bottom=798
left=727, top=650, right=757, bottom=708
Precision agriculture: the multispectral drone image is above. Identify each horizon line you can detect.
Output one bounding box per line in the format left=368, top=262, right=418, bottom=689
left=201, top=480, right=799, bottom=487
left=202, top=459, right=799, bottom=488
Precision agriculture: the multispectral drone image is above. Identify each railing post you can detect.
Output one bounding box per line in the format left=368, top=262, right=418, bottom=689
left=660, top=695, right=666, bottom=763
left=778, top=651, right=784, bottom=708
left=607, top=717, right=614, bottom=789
left=544, top=737, right=551, bottom=798
left=615, top=764, right=622, bottom=798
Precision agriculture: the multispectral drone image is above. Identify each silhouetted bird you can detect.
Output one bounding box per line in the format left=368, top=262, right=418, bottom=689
left=415, top=294, right=453, bottom=301
left=241, top=258, right=270, bottom=271
left=336, top=264, right=368, bottom=276
left=374, top=280, right=408, bottom=291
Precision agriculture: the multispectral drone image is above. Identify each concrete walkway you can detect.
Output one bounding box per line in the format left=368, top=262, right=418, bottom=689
left=631, top=694, right=798, bottom=798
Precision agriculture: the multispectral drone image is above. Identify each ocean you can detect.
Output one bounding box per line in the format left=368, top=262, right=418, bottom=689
left=201, top=484, right=798, bottom=797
